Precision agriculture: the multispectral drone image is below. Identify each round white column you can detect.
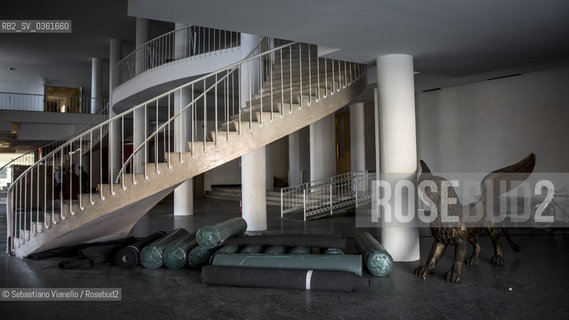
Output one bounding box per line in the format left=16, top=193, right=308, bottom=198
left=350, top=102, right=365, bottom=173
left=90, top=57, right=101, bottom=114
left=240, top=33, right=266, bottom=230
left=135, top=18, right=150, bottom=75
left=310, top=113, right=336, bottom=182
left=242, top=146, right=267, bottom=231
left=377, top=54, right=420, bottom=262
left=173, top=25, right=193, bottom=216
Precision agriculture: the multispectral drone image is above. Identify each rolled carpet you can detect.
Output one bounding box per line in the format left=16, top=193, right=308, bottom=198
left=140, top=228, right=190, bottom=269
left=201, top=266, right=370, bottom=292
left=211, top=253, right=363, bottom=276
left=322, top=248, right=344, bottom=255
left=115, top=231, right=166, bottom=268
left=196, top=217, right=247, bottom=249
left=224, top=234, right=347, bottom=249
left=188, top=245, right=212, bottom=269
left=289, top=246, right=310, bottom=254
left=264, top=246, right=286, bottom=254
left=354, top=232, right=393, bottom=276
left=163, top=236, right=198, bottom=269
left=240, top=245, right=264, bottom=254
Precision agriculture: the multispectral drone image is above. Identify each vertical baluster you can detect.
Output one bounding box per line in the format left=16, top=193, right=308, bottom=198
left=44, top=159, right=47, bottom=228
left=191, top=84, right=195, bottom=156
left=214, top=74, right=218, bottom=146
left=330, top=60, right=336, bottom=95
left=19, top=182, right=22, bottom=242
left=226, top=71, right=230, bottom=140
left=89, top=131, right=93, bottom=204
left=144, top=104, right=148, bottom=179
left=308, top=45, right=311, bottom=105
left=238, top=65, right=242, bottom=136
left=79, top=136, right=84, bottom=210
left=249, top=61, right=252, bottom=131
left=270, top=51, right=273, bottom=122
left=121, top=116, right=125, bottom=189
left=259, top=57, right=263, bottom=126
left=156, top=100, right=159, bottom=174
left=317, top=57, right=320, bottom=101
left=299, top=43, right=302, bottom=108
left=289, top=46, right=292, bottom=113
left=36, top=165, right=40, bottom=232
left=51, top=157, right=55, bottom=223
left=325, top=58, right=328, bottom=97
left=280, top=49, right=284, bottom=116
left=203, top=78, right=207, bottom=152
left=167, top=94, right=172, bottom=166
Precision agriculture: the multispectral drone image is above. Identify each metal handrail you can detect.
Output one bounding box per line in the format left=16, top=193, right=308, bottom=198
left=0, top=91, right=108, bottom=114
left=112, top=25, right=241, bottom=89
left=6, top=34, right=367, bottom=255
left=281, top=171, right=375, bottom=220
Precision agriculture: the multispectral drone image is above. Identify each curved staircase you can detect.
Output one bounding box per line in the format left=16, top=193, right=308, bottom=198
left=6, top=39, right=367, bottom=257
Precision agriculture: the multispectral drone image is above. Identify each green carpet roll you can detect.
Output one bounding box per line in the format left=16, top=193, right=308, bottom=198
left=211, top=253, right=363, bottom=276
left=163, top=235, right=198, bottom=269
left=264, top=246, right=286, bottom=254
left=188, top=245, right=212, bottom=269
left=196, top=217, right=247, bottom=249
left=354, top=232, right=393, bottom=276
left=322, top=248, right=344, bottom=255
left=240, top=244, right=264, bottom=254
left=289, top=246, right=310, bottom=254
left=140, top=228, right=190, bottom=269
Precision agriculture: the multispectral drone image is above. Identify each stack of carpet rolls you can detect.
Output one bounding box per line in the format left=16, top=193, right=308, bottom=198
left=111, top=217, right=394, bottom=293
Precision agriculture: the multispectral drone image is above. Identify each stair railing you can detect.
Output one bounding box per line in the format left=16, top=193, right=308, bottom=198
left=113, top=25, right=241, bottom=89
left=6, top=36, right=367, bottom=255
left=281, top=171, right=375, bottom=220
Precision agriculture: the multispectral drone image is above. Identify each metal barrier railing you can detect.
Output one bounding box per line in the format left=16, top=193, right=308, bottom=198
left=281, top=171, right=375, bottom=220
left=112, top=25, right=241, bottom=89
left=0, top=92, right=108, bottom=114
left=6, top=36, right=366, bottom=254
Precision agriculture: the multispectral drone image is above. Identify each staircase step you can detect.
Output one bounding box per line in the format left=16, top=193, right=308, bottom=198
left=209, top=130, right=240, bottom=143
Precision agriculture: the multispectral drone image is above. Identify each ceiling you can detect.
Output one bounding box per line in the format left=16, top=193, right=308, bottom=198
left=0, top=0, right=136, bottom=69
left=128, top=0, right=569, bottom=77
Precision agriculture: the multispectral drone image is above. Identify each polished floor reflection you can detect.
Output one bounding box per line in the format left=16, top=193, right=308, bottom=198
left=1, top=198, right=568, bottom=319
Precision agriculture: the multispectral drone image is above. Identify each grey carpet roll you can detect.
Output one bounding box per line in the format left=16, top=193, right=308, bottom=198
left=240, top=245, right=264, bottom=254
left=264, top=246, right=286, bottom=254
left=140, top=228, right=189, bottom=269
left=163, top=235, right=198, bottom=269
left=224, top=234, right=347, bottom=249
left=289, top=246, right=310, bottom=254
left=115, top=232, right=166, bottom=268
left=354, top=232, right=393, bottom=276
left=202, top=266, right=370, bottom=292
left=322, top=248, right=344, bottom=255
left=188, top=245, right=212, bottom=270
left=214, top=245, right=241, bottom=255
left=211, top=253, right=363, bottom=276
left=196, top=217, right=247, bottom=249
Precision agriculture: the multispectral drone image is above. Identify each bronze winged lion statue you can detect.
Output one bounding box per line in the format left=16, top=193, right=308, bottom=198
left=414, top=153, right=536, bottom=283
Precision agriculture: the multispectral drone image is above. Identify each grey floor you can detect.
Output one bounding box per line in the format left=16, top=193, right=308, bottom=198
left=1, top=198, right=569, bottom=319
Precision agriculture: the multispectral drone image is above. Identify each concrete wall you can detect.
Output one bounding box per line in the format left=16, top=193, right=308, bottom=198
left=204, top=158, right=241, bottom=191
left=270, top=136, right=289, bottom=181
left=416, top=65, right=569, bottom=173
